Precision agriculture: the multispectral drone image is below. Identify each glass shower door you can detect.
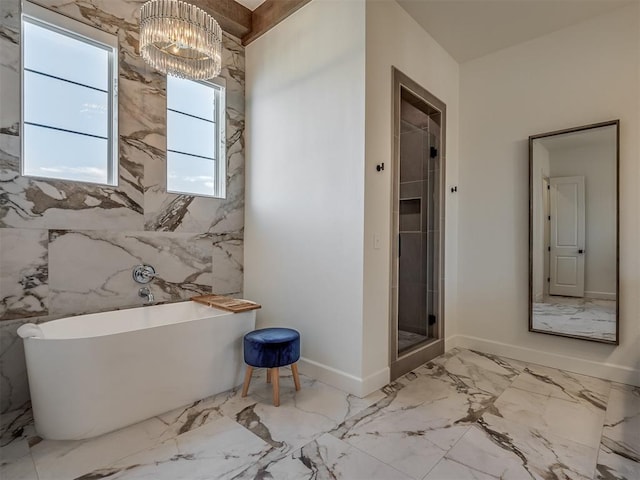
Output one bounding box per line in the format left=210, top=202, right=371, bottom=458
left=391, top=68, right=445, bottom=379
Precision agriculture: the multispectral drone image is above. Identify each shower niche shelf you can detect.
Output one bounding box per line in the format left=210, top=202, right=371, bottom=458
left=399, top=197, right=421, bottom=232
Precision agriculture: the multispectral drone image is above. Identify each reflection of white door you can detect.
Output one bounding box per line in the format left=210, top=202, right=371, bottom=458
left=549, top=176, right=585, bottom=297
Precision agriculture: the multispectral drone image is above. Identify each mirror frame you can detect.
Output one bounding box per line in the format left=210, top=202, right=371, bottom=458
left=528, top=120, right=620, bottom=345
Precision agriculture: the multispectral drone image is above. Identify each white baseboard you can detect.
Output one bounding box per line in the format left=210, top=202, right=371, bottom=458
left=448, top=334, right=639, bottom=387
left=299, top=334, right=638, bottom=397
left=361, top=366, right=391, bottom=396
left=297, top=357, right=390, bottom=398
left=444, top=335, right=461, bottom=351
left=584, top=291, right=616, bottom=301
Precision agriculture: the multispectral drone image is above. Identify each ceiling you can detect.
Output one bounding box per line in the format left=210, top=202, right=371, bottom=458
left=236, top=0, right=633, bottom=62
left=235, top=0, right=267, bottom=11
left=396, top=0, right=634, bottom=62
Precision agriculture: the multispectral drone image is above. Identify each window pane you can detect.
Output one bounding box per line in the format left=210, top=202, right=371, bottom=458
left=23, top=124, right=109, bottom=184
left=167, top=151, right=216, bottom=196
left=167, top=110, right=215, bottom=160
left=24, top=71, right=108, bottom=138
left=167, top=76, right=215, bottom=121
left=23, top=21, right=109, bottom=91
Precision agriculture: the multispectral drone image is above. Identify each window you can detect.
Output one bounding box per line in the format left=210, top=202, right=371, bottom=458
left=166, top=75, right=226, bottom=198
left=21, top=1, right=118, bottom=185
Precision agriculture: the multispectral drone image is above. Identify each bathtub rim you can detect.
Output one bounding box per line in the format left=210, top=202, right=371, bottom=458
left=18, top=300, right=236, bottom=341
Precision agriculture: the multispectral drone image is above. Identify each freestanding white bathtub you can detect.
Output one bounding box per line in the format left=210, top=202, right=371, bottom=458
left=18, top=301, right=255, bottom=440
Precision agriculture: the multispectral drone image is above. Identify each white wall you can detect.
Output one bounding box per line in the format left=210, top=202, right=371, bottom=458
left=245, top=0, right=459, bottom=395
left=244, top=0, right=367, bottom=389
left=458, top=4, right=639, bottom=385
left=362, top=0, right=460, bottom=381
left=246, top=0, right=638, bottom=393
left=550, top=142, right=617, bottom=297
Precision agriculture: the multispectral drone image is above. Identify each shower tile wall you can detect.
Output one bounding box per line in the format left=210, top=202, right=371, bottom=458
left=399, top=125, right=426, bottom=336
left=398, top=102, right=439, bottom=339
left=0, top=0, right=245, bottom=413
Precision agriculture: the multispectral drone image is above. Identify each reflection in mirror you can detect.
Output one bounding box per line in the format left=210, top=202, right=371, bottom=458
left=529, top=121, right=618, bottom=344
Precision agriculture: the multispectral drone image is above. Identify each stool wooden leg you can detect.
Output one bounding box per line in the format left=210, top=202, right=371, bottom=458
left=266, top=369, right=272, bottom=384
left=291, top=363, right=301, bottom=391
left=272, top=367, right=280, bottom=407
left=241, top=366, right=253, bottom=397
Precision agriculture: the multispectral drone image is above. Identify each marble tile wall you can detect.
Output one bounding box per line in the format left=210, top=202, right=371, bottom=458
left=0, top=0, right=245, bottom=413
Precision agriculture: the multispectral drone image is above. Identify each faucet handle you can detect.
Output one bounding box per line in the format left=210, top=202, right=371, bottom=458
left=142, top=269, right=158, bottom=279
left=133, top=264, right=157, bottom=284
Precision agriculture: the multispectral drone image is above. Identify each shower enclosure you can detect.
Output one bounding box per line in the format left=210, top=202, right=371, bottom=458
left=390, top=68, right=445, bottom=379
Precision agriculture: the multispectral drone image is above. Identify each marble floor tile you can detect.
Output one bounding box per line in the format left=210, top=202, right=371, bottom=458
left=493, top=386, right=606, bottom=448
left=0, top=409, right=37, bottom=480
left=595, top=443, right=640, bottom=480
left=424, top=457, right=498, bottom=480
left=331, top=366, right=493, bottom=479
left=510, top=362, right=611, bottom=410
left=214, top=368, right=384, bottom=453
left=238, top=432, right=412, bottom=480
left=425, top=348, right=525, bottom=396
left=444, top=424, right=536, bottom=479
left=246, top=367, right=386, bottom=424
left=154, top=396, right=232, bottom=441
left=333, top=400, right=465, bottom=479
left=1, top=348, right=634, bottom=480
left=226, top=395, right=343, bottom=453
left=0, top=453, right=38, bottom=480
left=600, top=383, right=640, bottom=459
left=76, top=416, right=270, bottom=480
left=30, top=408, right=205, bottom=480
left=394, top=367, right=496, bottom=417
left=595, top=383, right=640, bottom=479
left=446, top=415, right=598, bottom=480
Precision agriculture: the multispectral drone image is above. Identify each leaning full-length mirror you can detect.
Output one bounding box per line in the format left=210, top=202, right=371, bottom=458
left=529, top=121, right=619, bottom=344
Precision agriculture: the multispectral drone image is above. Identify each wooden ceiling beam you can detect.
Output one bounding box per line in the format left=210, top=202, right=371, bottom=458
left=242, top=0, right=312, bottom=45
left=196, top=0, right=311, bottom=46
left=197, top=0, right=253, bottom=39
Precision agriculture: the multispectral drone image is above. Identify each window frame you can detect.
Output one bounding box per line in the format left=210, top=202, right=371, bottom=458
left=20, top=0, right=119, bottom=186
left=166, top=76, right=226, bottom=199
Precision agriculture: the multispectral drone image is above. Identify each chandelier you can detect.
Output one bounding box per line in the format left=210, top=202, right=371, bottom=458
left=139, top=0, right=222, bottom=80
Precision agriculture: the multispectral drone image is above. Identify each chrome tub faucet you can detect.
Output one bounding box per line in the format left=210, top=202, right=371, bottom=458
left=139, top=287, right=154, bottom=304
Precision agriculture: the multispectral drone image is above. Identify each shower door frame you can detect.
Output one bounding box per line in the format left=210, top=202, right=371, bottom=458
left=389, top=67, right=446, bottom=380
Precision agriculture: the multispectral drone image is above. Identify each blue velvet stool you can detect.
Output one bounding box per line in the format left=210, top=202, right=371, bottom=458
left=241, top=328, right=301, bottom=406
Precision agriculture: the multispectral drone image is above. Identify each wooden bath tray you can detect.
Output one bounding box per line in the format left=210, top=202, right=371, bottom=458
left=191, top=294, right=262, bottom=313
